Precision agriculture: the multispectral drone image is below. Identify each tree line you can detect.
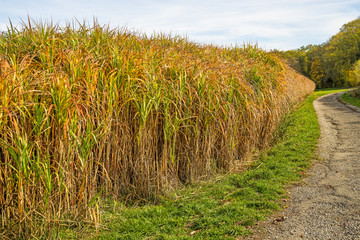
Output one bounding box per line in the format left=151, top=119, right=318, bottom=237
left=281, top=18, right=360, bottom=88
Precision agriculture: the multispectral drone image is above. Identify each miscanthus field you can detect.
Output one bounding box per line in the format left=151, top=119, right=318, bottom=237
left=0, top=21, right=314, bottom=238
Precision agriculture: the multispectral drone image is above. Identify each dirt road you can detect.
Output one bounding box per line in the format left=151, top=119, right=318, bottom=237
left=246, top=92, right=360, bottom=239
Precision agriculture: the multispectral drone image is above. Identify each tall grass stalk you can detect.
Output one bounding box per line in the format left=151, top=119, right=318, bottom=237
left=0, top=20, right=315, bottom=238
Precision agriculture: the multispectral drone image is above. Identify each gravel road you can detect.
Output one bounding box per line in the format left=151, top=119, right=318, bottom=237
left=243, top=92, right=360, bottom=240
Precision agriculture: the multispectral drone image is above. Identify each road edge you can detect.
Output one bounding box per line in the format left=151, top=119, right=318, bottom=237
left=337, top=91, right=360, bottom=113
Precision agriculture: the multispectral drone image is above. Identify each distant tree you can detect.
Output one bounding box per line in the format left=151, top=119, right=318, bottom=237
left=321, top=18, right=360, bottom=86
left=347, top=59, right=360, bottom=86
left=283, top=18, right=360, bottom=88
left=309, top=57, right=325, bottom=88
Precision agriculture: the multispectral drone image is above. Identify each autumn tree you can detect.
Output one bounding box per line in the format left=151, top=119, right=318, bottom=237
left=284, top=18, right=360, bottom=88
left=310, top=57, right=325, bottom=88
left=347, top=59, right=360, bottom=86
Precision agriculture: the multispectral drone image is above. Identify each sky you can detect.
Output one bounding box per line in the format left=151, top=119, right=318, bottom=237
left=1, top=0, right=360, bottom=50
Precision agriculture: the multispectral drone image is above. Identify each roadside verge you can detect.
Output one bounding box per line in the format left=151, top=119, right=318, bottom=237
left=59, top=89, right=348, bottom=240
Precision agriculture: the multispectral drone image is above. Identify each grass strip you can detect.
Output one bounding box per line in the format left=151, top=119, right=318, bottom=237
left=340, top=91, right=360, bottom=108
left=59, top=88, right=346, bottom=239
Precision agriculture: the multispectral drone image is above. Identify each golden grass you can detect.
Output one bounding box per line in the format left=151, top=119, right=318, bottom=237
left=0, top=20, right=315, bottom=237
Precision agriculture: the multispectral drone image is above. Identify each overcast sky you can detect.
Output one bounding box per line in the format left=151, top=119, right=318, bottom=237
left=1, top=0, right=359, bottom=50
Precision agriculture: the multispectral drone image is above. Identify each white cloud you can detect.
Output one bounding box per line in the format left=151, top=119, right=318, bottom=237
left=0, top=23, right=7, bottom=31
left=0, top=0, right=359, bottom=50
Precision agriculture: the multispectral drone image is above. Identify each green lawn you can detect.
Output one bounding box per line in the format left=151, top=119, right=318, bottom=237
left=59, top=88, right=348, bottom=240
left=340, top=90, right=360, bottom=108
